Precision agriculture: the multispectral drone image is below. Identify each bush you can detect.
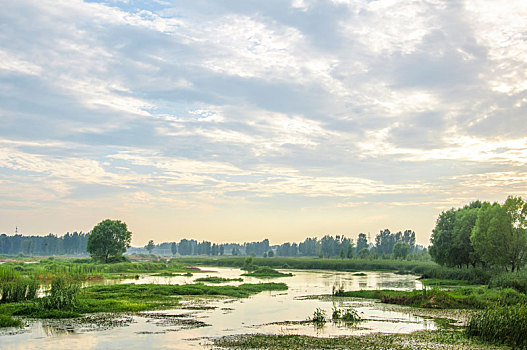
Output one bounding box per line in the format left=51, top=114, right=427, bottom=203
left=419, top=266, right=491, bottom=284
left=489, top=270, right=527, bottom=293
left=39, top=275, right=80, bottom=310
left=467, top=303, right=527, bottom=349
left=0, top=314, right=22, bottom=328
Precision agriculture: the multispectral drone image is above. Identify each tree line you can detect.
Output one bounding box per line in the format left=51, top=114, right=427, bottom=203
left=0, top=232, right=89, bottom=256
left=137, top=229, right=427, bottom=260
left=429, top=196, right=527, bottom=271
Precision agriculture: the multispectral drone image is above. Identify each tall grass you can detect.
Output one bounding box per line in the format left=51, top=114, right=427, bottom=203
left=489, top=270, right=527, bottom=293
left=419, top=266, right=491, bottom=284
left=466, top=303, right=527, bottom=349
left=0, top=266, right=38, bottom=303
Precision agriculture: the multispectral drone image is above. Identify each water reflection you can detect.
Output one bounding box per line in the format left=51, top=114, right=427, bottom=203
left=2, top=267, right=433, bottom=350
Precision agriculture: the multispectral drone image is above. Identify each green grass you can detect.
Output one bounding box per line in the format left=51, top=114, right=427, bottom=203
left=242, top=267, right=293, bottom=278
left=334, top=287, right=527, bottom=309
left=194, top=276, right=243, bottom=283
left=0, top=282, right=288, bottom=319
left=213, top=329, right=508, bottom=349
left=488, top=270, right=527, bottom=293
left=467, top=303, right=527, bottom=349
left=174, top=257, right=437, bottom=274
left=420, top=278, right=482, bottom=287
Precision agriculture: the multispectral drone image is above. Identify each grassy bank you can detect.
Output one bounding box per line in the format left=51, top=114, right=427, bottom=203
left=174, top=257, right=437, bottom=273
left=213, top=330, right=507, bottom=349
left=334, top=287, right=527, bottom=309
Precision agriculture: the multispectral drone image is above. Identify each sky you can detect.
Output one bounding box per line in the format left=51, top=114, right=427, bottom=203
left=0, top=0, right=526, bottom=246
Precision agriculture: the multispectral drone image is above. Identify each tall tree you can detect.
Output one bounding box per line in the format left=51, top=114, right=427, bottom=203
left=472, top=197, right=527, bottom=271
left=145, top=240, right=155, bottom=255
left=429, top=209, right=457, bottom=266
left=87, top=219, right=132, bottom=263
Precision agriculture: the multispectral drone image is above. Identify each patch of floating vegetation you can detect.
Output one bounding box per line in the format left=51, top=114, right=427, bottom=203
left=0, top=282, right=288, bottom=321
left=194, top=276, right=243, bottom=283
left=142, top=312, right=210, bottom=330
left=242, top=267, right=293, bottom=278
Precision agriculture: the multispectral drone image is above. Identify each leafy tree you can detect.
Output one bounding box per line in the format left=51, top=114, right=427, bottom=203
left=471, top=197, right=527, bottom=271
left=358, top=248, right=370, bottom=259
left=393, top=242, right=409, bottom=259
left=219, top=245, right=224, bottom=256
left=87, top=219, right=131, bottom=263
left=429, top=209, right=457, bottom=266
left=268, top=250, right=274, bottom=257
left=145, top=240, right=155, bottom=255
left=375, top=229, right=395, bottom=257
left=170, top=242, right=177, bottom=256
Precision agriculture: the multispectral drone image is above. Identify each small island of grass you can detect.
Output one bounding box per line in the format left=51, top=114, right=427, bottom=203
left=194, top=276, right=243, bottom=283
left=242, top=267, right=293, bottom=278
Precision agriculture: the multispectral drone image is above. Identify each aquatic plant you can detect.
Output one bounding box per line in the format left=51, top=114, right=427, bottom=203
left=332, top=306, right=362, bottom=323
left=311, top=308, right=327, bottom=323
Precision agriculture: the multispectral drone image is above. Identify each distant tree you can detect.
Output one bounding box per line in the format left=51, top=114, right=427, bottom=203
left=170, top=242, right=177, bottom=256
left=146, top=240, right=155, bottom=255
left=263, top=252, right=268, bottom=258
left=393, top=242, right=409, bottom=259
left=87, top=219, right=131, bottom=263
left=356, top=233, right=368, bottom=254
left=346, top=243, right=354, bottom=259
left=219, top=245, right=224, bottom=256
left=268, top=250, right=274, bottom=257
left=358, top=248, right=370, bottom=259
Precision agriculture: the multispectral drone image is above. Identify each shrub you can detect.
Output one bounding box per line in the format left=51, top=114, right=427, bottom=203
left=39, top=275, right=80, bottom=310
left=489, top=270, right=527, bottom=293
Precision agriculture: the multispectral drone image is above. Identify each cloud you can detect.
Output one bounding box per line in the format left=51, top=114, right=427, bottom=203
left=1, top=0, right=526, bottom=243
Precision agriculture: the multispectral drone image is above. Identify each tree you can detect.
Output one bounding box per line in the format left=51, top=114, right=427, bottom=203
left=146, top=240, right=155, bottom=255
left=87, top=219, right=131, bottom=263
left=356, top=233, right=368, bottom=254
left=358, top=248, right=370, bottom=259
left=471, top=197, right=527, bottom=271
left=171, top=242, right=177, bottom=256
left=393, top=242, right=409, bottom=259
left=429, top=209, right=456, bottom=266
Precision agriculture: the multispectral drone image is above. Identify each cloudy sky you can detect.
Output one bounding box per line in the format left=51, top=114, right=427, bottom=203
left=1, top=0, right=526, bottom=246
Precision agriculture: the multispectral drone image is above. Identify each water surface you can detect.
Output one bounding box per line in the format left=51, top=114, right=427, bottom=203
left=1, top=267, right=434, bottom=349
